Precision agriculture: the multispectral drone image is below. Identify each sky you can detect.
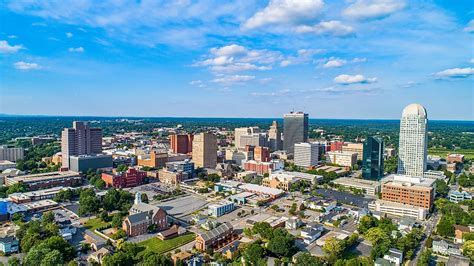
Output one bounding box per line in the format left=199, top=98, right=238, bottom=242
left=0, top=0, right=473, bottom=120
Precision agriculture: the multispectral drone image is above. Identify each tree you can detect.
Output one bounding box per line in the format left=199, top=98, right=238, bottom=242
left=141, top=193, right=149, bottom=203
left=267, top=228, right=296, bottom=258
left=116, top=164, right=129, bottom=173
left=78, top=189, right=100, bottom=216
left=289, top=203, right=297, bottom=215
left=417, top=248, right=432, bottom=266
left=242, top=242, right=264, bottom=265
left=8, top=257, right=20, bottom=266
left=436, top=216, right=454, bottom=237
left=294, top=252, right=323, bottom=266
left=435, top=179, right=449, bottom=198
left=323, top=237, right=344, bottom=263
left=463, top=240, right=474, bottom=261
left=112, top=213, right=123, bottom=229
left=252, top=222, right=273, bottom=239
left=41, top=250, right=63, bottom=266
left=358, top=215, right=378, bottom=234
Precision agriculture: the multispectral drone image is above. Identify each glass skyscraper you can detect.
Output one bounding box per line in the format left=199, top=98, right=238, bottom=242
left=283, top=112, right=308, bottom=154
left=362, top=136, right=384, bottom=180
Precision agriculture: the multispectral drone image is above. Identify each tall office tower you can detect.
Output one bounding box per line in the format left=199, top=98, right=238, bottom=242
left=254, top=146, right=270, bottom=163
left=61, top=121, right=102, bottom=169
left=170, top=134, right=193, bottom=154
left=240, top=133, right=266, bottom=148
left=397, top=104, right=428, bottom=177
left=283, top=112, right=308, bottom=154
left=192, top=132, right=217, bottom=168
left=268, top=121, right=282, bottom=151
left=234, top=127, right=260, bottom=149
left=294, top=142, right=319, bottom=167
left=362, top=136, right=384, bottom=180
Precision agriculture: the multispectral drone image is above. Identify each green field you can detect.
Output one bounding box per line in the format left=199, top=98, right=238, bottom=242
left=84, top=218, right=111, bottom=231
left=428, top=148, right=474, bottom=160
left=137, top=232, right=195, bottom=255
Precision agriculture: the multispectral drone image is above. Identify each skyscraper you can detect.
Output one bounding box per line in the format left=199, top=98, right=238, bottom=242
left=294, top=142, right=319, bottom=167
left=61, top=121, right=103, bottom=169
left=268, top=121, right=282, bottom=151
left=170, top=134, right=193, bottom=154
left=192, top=132, right=217, bottom=168
left=397, top=104, right=428, bottom=177
left=362, top=136, right=384, bottom=180
left=283, top=112, right=308, bottom=154
left=234, top=127, right=260, bottom=149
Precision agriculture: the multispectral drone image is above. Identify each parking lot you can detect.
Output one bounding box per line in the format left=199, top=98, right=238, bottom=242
left=158, top=194, right=209, bottom=220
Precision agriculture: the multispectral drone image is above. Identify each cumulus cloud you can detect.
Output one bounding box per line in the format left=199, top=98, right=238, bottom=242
left=14, top=61, right=41, bottom=70
left=295, top=21, right=354, bottom=36
left=323, top=58, right=347, bottom=68
left=195, top=44, right=281, bottom=73
left=464, top=20, right=474, bottom=33
left=212, top=75, right=255, bottom=84
left=0, top=40, right=24, bottom=53
left=242, top=0, right=324, bottom=30
left=343, top=0, right=405, bottom=20
left=334, top=74, right=377, bottom=84
left=435, top=68, right=474, bottom=78
left=66, top=32, right=73, bottom=38
left=251, top=89, right=291, bottom=97
left=68, top=47, right=84, bottom=52
left=7, top=35, right=17, bottom=39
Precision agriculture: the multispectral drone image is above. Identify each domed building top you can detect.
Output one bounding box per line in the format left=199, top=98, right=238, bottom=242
left=402, top=103, right=427, bottom=118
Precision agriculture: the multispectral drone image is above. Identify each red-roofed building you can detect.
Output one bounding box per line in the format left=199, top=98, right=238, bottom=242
left=101, top=168, right=146, bottom=188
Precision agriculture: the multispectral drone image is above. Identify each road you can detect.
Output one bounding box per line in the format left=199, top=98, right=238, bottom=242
left=409, top=211, right=440, bottom=266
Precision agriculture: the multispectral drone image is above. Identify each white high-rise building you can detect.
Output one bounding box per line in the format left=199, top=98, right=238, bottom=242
left=294, top=142, right=319, bottom=167
left=397, top=104, right=428, bottom=177
left=234, top=127, right=260, bottom=149
left=268, top=121, right=282, bottom=151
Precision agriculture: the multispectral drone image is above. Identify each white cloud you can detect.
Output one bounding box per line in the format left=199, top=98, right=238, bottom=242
left=251, top=89, right=291, bottom=97
left=280, top=49, right=323, bottom=67
left=464, top=20, right=474, bottom=33
left=14, top=61, right=41, bottom=70
left=334, top=74, right=377, bottom=84
left=435, top=68, right=474, bottom=78
left=323, top=58, right=347, bottom=68
left=212, top=75, right=255, bottom=84
left=189, top=80, right=202, bottom=85
left=343, top=0, right=405, bottom=20
left=0, top=40, right=24, bottom=53
left=7, top=35, right=17, bottom=39
left=295, top=21, right=354, bottom=36
left=196, top=44, right=281, bottom=73
left=242, top=0, right=324, bottom=30
left=68, top=47, right=84, bottom=52
left=352, top=57, right=367, bottom=63
left=66, top=32, right=73, bottom=38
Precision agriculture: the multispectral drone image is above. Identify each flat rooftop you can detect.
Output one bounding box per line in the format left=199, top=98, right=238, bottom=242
left=333, top=177, right=380, bottom=188
left=239, top=183, right=284, bottom=196
left=382, top=174, right=435, bottom=188
left=8, top=171, right=80, bottom=183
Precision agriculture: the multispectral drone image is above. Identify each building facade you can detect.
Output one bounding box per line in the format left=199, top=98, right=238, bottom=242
left=0, top=146, right=24, bottom=162
left=397, top=104, right=428, bottom=177
left=326, top=151, right=357, bottom=167
left=294, top=142, right=319, bottom=167
left=341, top=143, right=364, bottom=161
left=170, top=134, right=193, bottom=154
left=101, top=168, right=146, bottom=188
left=69, top=154, right=113, bottom=173
left=381, top=174, right=435, bottom=209
left=137, top=150, right=168, bottom=168
left=195, top=222, right=234, bottom=251
left=283, top=112, right=308, bottom=154
left=254, top=146, right=270, bottom=163
left=61, top=121, right=102, bottom=169
left=208, top=201, right=235, bottom=217
left=234, top=127, right=260, bottom=149
left=362, top=136, right=384, bottom=180
left=192, top=133, right=217, bottom=168
left=268, top=121, right=282, bottom=151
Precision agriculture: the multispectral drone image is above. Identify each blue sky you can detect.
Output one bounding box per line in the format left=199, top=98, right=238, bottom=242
left=0, top=0, right=473, bottom=120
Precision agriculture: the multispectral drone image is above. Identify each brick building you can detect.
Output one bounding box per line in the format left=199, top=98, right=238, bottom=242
left=137, top=150, right=168, bottom=168
left=381, top=174, right=435, bottom=209
left=101, top=168, right=146, bottom=188
left=195, top=222, right=234, bottom=251
left=170, top=134, right=193, bottom=154
left=122, top=193, right=168, bottom=237
left=254, top=146, right=270, bottom=162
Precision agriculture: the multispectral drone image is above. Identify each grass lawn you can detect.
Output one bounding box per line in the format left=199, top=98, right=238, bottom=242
left=84, top=218, right=110, bottom=231
left=428, top=148, right=474, bottom=160
left=137, top=232, right=195, bottom=255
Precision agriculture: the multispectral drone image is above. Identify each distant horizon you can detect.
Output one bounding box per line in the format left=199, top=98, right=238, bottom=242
left=1, top=113, right=472, bottom=123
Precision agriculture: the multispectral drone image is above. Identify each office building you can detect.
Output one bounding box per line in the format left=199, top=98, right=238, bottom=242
left=137, top=150, right=168, bottom=168
left=242, top=160, right=284, bottom=175
left=254, top=146, right=270, bottom=162
left=239, top=134, right=266, bottom=148
left=165, top=159, right=194, bottom=175
left=268, top=121, right=282, bottom=151
left=381, top=174, right=435, bottom=209
left=158, top=169, right=187, bottom=185
left=192, top=133, right=217, bottom=168
left=326, top=151, right=357, bottom=167
left=61, top=121, right=102, bottom=169
left=101, top=168, right=146, bottom=188
left=170, top=134, right=193, bottom=154
left=362, top=136, right=384, bottom=180
left=330, top=141, right=344, bottom=152
left=342, top=143, right=364, bottom=161
left=234, top=127, right=260, bottom=149
left=69, top=154, right=113, bottom=173
left=449, top=190, right=472, bottom=203
left=0, top=146, right=24, bottom=162
left=294, top=142, right=319, bottom=167
left=263, top=171, right=320, bottom=191
left=333, top=177, right=381, bottom=196
left=208, top=201, right=235, bottom=217
left=0, top=160, right=16, bottom=171
left=283, top=112, right=308, bottom=154
left=397, top=104, right=428, bottom=177
left=368, top=199, right=428, bottom=220
left=447, top=154, right=464, bottom=164
left=5, top=171, right=82, bottom=190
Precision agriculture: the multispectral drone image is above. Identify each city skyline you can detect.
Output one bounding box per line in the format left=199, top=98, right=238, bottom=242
left=1, top=1, right=473, bottom=120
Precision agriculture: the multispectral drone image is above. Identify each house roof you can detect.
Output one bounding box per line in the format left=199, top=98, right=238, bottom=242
left=130, top=202, right=162, bottom=214
left=127, top=212, right=151, bottom=225
left=0, top=236, right=17, bottom=244
left=454, top=225, right=470, bottom=233
left=198, top=222, right=233, bottom=242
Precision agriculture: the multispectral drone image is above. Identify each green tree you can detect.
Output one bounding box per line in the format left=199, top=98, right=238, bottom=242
left=78, top=189, right=100, bottom=216
left=294, top=252, right=323, bottom=266
left=417, top=248, right=432, bottom=266
left=323, top=237, right=344, bottom=263
left=41, top=250, right=63, bottom=266
left=435, top=179, right=449, bottom=198
left=267, top=228, right=296, bottom=258
left=436, top=216, right=454, bottom=237
left=8, top=257, right=20, bottom=266
left=358, top=215, right=378, bottom=234
left=141, top=193, right=149, bottom=203
left=242, top=242, right=264, bottom=265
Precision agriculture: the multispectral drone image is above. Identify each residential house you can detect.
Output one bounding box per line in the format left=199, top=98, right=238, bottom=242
left=383, top=248, right=403, bottom=266
left=84, top=230, right=106, bottom=251
left=432, top=240, right=462, bottom=256
left=0, top=236, right=18, bottom=254
left=454, top=225, right=473, bottom=244
left=157, top=225, right=186, bottom=240
left=88, top=247, right=112, bottom=265
left=285, top=217, right=303, bottom=230
left=220, top=240, right=241, bottom=260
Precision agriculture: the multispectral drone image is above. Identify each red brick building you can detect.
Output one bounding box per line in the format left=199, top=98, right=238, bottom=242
left=195, top=222, right=234, bottom=251
left=101, top=168, right=146, bottom=188
left=254, top=146, right=270, bottom=162
left=170, top=134, right=193, bottom=154
left=330, top=141, right=344, bottom=152
left=122, top=196, right=168, bottom=237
